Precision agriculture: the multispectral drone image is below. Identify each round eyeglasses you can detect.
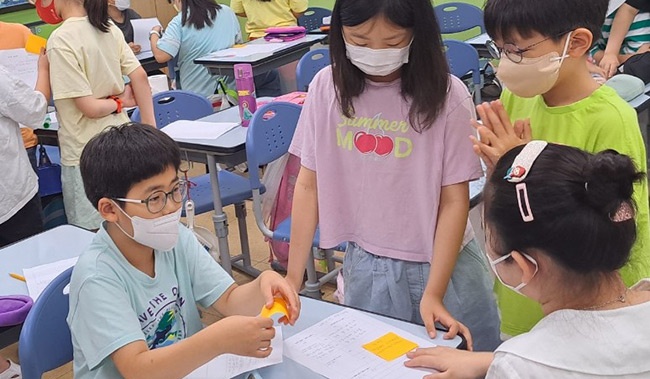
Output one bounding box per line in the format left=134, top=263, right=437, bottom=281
left=486, top=32, right=571, bottom=63
left=114, top=181, right=188, bottom=214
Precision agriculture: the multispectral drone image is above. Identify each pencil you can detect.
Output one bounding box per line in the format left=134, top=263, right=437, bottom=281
left=9, top=273, right=25, bottom=282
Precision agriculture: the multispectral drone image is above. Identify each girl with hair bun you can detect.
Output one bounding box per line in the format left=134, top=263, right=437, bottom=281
left=405, top=142, right=650, bottom=378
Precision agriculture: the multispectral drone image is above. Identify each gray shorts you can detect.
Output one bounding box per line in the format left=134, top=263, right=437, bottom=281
left=343, top=239, right=501, bottom=351
left=62, top=165, right=103, bottom=230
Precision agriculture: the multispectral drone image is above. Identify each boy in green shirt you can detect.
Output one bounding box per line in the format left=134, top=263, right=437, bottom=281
left=472, top=0, right=650, bottom=337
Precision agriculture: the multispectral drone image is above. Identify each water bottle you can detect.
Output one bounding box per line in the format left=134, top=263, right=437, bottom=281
left=234, top=63, right=257, bottom=127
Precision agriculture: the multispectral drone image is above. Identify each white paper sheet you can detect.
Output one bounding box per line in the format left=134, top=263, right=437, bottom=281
left=608, top=0, right=625, bottom=15
left=23, top=257, right=78, bottom=301
left=0, top=48, right=39, bottom=88
left=162, top=120, right=239, bottom=140
left=205, top=38, right=307, bottom=59
left=131, top=18, right=162, bottom=53
left=284, top=308, right=437, bottom=379
left=185, top=326, right=283, bottom=379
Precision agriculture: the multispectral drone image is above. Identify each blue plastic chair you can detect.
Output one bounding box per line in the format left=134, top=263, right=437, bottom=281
left=297, top=7, right=332, bottom=31
left=19, top=267, right=73, bottom=379
left=296, top=48, right=330, bottom=91
left=131, top=90, right=213, bottom=127
left=444, top=39, right=482, bottom=104
left=133, top=90, right=257, bottom=267
left=434, top=2, right=485, bottom=35
left=246, top=102, right=342, bottom=298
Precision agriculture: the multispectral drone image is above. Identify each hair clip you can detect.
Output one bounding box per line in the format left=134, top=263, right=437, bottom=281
left=505, top=141, right=548, bottom=222
left=610, top=202, right=634, bottom=223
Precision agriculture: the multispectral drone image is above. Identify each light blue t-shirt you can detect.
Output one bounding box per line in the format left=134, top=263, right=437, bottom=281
left=67, top=222, right=235, bottom=379
left=157, top=5, right=242, bottom=97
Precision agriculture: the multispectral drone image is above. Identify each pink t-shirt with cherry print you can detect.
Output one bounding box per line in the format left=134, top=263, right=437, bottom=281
left=289, top=66, right=482, bottom=262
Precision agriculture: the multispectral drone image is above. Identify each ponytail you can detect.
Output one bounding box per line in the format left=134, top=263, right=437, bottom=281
left=85, top=0, right=110, bottom=32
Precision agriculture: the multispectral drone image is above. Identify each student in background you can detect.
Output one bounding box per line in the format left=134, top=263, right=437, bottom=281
left=30, top=0, right=155, bottom=230
left=0, top=21, right=42, bottom=172
left=406, top=143, right=650, bottom=378
left=230, top=0, right=307, bottom=40
left=149, top=0, right=241, bottom=98
left=69, top=123, right=300, bottom=378
left=108, top=0, right=142, bottom=54
left=286, top=0, right=501, bottom=351
left=595, top=0, right=650, bottom=78
left=0, top=49, right=50, bottom=379
left=471, top=0, right=650, bottom=339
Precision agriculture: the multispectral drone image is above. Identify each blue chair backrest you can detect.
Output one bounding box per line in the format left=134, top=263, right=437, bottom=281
left=298, top=7, right=332, bottom=31
left=246, top=102, right=302, bottom=190
left=296, top=48, right=330, bottom=91
left=434, top=2, right=485, bottom=35
left=19, top=267, right=73, bottom=379
left=131, top=90, right=213, bottom=128
left=444, top=39, right=481, bottom=85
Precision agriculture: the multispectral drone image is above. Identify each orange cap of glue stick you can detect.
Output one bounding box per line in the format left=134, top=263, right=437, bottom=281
left=260, top=298, right=289, bottom=319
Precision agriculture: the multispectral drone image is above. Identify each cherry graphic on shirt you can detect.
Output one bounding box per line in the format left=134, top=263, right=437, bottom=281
left=374, top=135, right=394, bottom=156
left=354, top=131, right=377, bottom=154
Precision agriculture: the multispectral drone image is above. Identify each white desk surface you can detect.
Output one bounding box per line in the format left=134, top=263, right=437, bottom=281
left=195, top=35, right=325, bottom=64
left=466, top=33, right=488, bottom=46
left=0, top=225, right=95, bottom=296
left=256, top=296, right=464, bottom=378
left=164, top=97, right=273, bottom=151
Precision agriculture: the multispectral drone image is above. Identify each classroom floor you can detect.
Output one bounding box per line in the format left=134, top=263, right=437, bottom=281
left=0, top=164, right=338, bottom=378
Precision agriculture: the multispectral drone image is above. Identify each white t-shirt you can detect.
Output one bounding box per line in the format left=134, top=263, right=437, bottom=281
left=0, top=65, right=45, bottom=223
left=488, top=281, right=650, bottom=378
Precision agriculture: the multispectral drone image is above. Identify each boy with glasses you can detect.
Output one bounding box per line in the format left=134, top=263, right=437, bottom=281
left=471, top=0, right=650, bottom=339
left=68, top=122, right=300, bottom=378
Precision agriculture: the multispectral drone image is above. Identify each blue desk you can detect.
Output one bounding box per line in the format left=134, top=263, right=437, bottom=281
left=254, top=296, right=465, bottom=378
left=0, top=225, right=95, bottom=348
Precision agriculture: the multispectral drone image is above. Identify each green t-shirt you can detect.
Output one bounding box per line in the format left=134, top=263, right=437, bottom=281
left=497, top=86, right=650, bottom=336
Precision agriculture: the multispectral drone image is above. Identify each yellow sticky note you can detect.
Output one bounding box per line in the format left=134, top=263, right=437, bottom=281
left=25, top=34, right=47, bottom=55
left=260, top=298, right=289, bottom=318
left=362, top=332, right=418, bottom=361
left=233, top=44, right=246, bottom=48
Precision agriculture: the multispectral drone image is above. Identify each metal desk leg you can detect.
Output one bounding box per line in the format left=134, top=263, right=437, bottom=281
left=207, top=155, right=232, bottom=275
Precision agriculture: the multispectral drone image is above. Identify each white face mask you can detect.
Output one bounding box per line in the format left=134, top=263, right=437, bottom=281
left=114, top=0, right=130, bottom=11
left=486, top=251, right=539, bottom=295
left=345, top=40, right=412, bottom=77
left=113, top=202, right=182, bottom=251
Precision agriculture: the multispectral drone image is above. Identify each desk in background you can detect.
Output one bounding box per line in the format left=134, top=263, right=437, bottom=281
left=195, top=35, right=326, bottom=78
left=0, top=225, right=95, bottom=348
left=254, top=296, right=464, bottom=378
left=466, top=32, right=490, bottom=58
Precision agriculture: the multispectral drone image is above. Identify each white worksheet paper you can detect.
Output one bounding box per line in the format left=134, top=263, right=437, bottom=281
left=204, top=38, right=307, bottom=59
left=23, top=257, right=78, bottom=301
left=284, top=308, right=437, bottom=379
left=0, top=48, right=39, bottom=88
left=162, top=120, right=239, bottom=140
left=185, top=326, right=283, bottom=379
left=131, top=18, right=162, bottom=52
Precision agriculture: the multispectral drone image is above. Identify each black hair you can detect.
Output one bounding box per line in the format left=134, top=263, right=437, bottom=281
left=85, top=0, right=110, bottom=32
left=179, top=0, right=221, bottom=30
left=484, top=143, right=644, bottom=276
left=484, top=0, right=608, bottom=45
left=329, top=0, right=449, bottom=132
left=80, top=122, right=181, bottom=209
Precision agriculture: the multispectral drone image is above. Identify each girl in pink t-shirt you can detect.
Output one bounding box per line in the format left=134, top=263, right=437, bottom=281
left=287, top=0, right=501, bottom=351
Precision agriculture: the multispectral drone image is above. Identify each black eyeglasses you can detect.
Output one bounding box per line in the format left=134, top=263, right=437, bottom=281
left=486, top=32, right=571, bottom=63
left=114, top=181, right=188, bottom=214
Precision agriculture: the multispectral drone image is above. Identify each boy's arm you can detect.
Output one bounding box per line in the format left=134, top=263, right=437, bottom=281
left=420, top=182, right=474, bottom=350
left=112, top=315, right=275, bottom=379
left=601, top=3, right=640, bottom=77
left=36, top=49, right=51, bottom=101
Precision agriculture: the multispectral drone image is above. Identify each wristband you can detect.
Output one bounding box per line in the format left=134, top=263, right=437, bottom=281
left=108, top=95, right=123, bottom=114
left=149, top=29, right=162, bottom=40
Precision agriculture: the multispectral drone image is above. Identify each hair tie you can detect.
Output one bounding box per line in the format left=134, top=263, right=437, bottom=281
left=584, top=181, right=589, bottom=192
left=610, top=202, right=634, bottom=223
left=504, top=141, right=548, bottom=222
